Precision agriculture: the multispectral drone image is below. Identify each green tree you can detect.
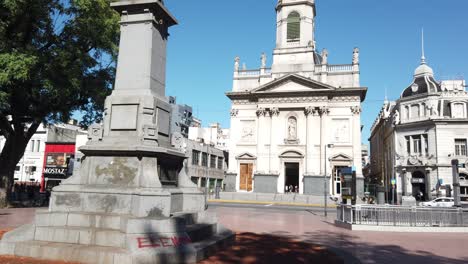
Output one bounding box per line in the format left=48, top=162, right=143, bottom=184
left=0, top=0, right=120, bottom=206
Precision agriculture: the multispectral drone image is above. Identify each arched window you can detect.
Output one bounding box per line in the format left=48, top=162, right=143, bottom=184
left=287, top=12, right=300, bottom=42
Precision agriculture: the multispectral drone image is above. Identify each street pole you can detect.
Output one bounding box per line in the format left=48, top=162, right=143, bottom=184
left=324, top=144, right=333, bottom=217
left=452, top=159, right=461, bottom=207
left=324, top=145, right=327, bottom=217
left=205, top=143, right=209, bottom=209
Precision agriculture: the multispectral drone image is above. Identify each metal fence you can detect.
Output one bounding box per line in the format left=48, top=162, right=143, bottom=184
left=337, top=204, right=468, bottom=227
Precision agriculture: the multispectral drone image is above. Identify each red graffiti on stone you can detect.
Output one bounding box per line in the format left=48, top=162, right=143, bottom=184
left=137, top=235, right=192, bottom=249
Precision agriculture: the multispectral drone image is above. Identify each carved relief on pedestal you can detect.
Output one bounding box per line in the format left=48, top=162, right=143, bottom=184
left=88, top=123, right=104, bottom=141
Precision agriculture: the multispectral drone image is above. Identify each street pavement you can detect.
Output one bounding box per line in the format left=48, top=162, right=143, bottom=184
left=209, top=205, right=468, bottom=264
left=1, top=206, right=468, bottom=264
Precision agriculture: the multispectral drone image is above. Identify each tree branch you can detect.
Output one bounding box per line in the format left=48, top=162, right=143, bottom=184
left=26, top=121, right=40, bottom=140
left=0, top=115, right=14, bottom=138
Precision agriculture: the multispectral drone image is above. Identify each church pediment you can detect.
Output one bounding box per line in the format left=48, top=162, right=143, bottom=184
left=252, top=74, right=335, bottom=94
left=236, top=152, right=257, bottom=160
left=279, top=150, right=304, bottom=159
left=330, top=153, right=353, bottom=162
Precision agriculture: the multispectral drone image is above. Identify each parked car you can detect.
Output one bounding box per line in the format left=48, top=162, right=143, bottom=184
left=420, top=197, right=454, bottom=207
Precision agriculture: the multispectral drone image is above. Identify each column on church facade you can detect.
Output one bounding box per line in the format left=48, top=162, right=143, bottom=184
left=256, top=108, right=268, bottom=173
left=269, top=108, right=281, bottom=192
left=228, top=108, right=240, bottom=191
left=319, top=107, right=329, bottom=175
left=351, top=106, right=363, bottom=177
left=304, top=107, right=318, bottom=175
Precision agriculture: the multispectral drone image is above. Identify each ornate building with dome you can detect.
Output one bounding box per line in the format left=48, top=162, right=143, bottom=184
left=225, top=0, right=367, bottom=197
left=369, top=45, right=468, bottom=203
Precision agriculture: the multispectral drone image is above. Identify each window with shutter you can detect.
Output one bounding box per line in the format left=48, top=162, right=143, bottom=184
left=287, top=12, right=300, bottom=42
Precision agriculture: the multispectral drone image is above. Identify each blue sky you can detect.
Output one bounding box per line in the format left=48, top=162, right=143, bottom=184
left=163, top=0, right=468, bottom=144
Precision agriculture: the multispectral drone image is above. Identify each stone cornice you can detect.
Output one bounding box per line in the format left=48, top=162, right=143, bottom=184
left=226, top=88, right=367, bottom=103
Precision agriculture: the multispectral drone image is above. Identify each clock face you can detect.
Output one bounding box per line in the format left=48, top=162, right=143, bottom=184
left=411, top=83, right=419, bottom=93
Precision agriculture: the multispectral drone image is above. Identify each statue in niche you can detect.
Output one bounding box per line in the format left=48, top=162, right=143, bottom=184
left=352, top=47, right=359, bottom=64
left=261, top=52, right=267, bottom=68
left=234, top=56, right=240, bottom=71
left=288, top=117, right=297, bottom=140
left=426, top=100, right=439, bottom=116
left=393, top=110, right=400, bottom=125
left=321, top=49, right=328, bottom=64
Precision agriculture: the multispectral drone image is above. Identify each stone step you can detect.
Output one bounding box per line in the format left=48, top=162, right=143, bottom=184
left=13, top=240, right=131, bottom=264
left=35, top=210, right=127, bottom=231
left=34, top=226, right=126, bottom=248
left=186, top=223, right=217, bottom=243
left=2, top=224, right=236, bottom=264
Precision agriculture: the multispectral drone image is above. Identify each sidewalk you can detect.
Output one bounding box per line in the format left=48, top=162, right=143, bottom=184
left=213, top=192, right=337, bottom=207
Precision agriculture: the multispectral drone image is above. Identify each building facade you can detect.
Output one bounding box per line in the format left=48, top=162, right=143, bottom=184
left=168, top=96, right=195, bottom=138
left=225, top=0, right=366, bottom=196
left=189, top=123, right=230, bottom=152
left=0, top=122, right=86, bottom=184
left=369, top=53, right=468, bottom=203
left=170, top=135, right=226, bottom=190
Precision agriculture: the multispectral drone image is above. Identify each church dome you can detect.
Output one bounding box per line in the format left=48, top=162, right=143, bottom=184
left=401, top=75, right=440, bottom=98
left=401, top=52, right=441, bottom=98
left=414, top=63, right=434, bottom=77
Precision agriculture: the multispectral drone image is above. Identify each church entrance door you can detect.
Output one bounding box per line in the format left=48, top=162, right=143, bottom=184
left=239, top=163, right=253, bottom=191
left=285, top=162, right=299, bottom=193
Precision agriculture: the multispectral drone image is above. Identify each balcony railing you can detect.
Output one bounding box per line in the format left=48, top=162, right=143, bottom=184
left=327, top=64, right=353, bottom=72
left=237, top=70, right=260, bottom=77
left=237, top=68, right=272, bottom=77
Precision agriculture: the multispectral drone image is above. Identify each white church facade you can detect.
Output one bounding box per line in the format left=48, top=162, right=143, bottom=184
left=225, top=0, right=367, bottom=196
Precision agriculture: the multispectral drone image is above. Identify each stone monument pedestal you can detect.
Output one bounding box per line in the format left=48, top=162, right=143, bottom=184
left=0, top=1, right=234, bottom=263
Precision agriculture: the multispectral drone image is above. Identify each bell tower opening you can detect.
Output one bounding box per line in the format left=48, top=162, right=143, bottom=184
left=287, top=12, right=300, bottom=43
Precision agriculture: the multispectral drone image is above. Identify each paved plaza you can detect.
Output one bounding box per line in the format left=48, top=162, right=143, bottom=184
left=1, top=206, right=467, bottom=264
left=212, top=205, right=468, bottom=264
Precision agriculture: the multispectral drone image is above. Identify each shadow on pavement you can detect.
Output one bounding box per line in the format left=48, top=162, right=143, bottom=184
left=198, top=232, right=343, bottom=264
left=300, top=230, right=468, bottom=264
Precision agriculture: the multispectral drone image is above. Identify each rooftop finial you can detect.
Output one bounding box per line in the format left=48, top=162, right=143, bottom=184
left=421, top=28, right=426, bottom=65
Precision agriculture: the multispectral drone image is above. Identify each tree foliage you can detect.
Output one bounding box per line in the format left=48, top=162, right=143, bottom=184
left=0, top=0, right=120, bottom=205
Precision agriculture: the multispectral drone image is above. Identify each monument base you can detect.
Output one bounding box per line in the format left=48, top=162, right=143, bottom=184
left=0, top=210, right=235, bottom=263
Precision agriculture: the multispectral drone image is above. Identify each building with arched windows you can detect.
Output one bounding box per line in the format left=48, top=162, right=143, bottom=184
left=225, top=0, right=367, bottom=197
left=369, top=48, right=468, bottom=203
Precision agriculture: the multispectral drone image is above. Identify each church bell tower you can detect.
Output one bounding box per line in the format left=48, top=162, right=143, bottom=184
left=272, top=0, right=318, bottom=74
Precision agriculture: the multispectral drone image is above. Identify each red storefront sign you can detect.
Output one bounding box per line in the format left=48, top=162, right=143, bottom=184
left=40, top=143, right=76, bottom=192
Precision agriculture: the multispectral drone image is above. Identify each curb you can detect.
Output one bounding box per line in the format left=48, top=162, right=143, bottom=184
left=208, top=199, right=337, bottom=208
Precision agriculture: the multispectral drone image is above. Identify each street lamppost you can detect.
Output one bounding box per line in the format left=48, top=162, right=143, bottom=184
left=324, top=144, right=334, bottom=217
left=200, top=142, right=209, bottom=209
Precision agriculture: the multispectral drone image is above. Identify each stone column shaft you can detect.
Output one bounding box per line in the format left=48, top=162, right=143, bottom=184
left=319, top=107, right=329, bottom=175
